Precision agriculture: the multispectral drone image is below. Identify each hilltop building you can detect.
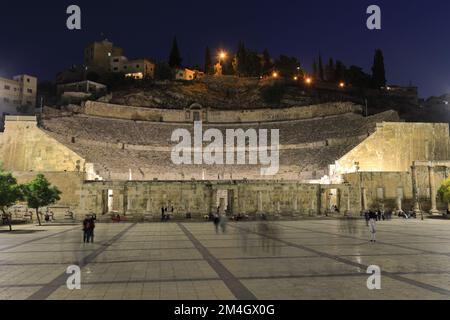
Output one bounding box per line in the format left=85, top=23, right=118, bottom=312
left=0, top=74, right=37, bottom=115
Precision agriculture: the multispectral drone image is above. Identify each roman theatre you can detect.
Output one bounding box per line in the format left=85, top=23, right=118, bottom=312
left=1, top=100, right=449, bottom=220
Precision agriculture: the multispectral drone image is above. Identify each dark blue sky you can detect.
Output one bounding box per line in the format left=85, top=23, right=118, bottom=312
left=0, top=0, right=448, bottom=97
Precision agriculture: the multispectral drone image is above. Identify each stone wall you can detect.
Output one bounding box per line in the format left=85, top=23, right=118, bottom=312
left=335, top=122, right=450, bottom=174
left=0, top=116, right=86, bottom=172
left=83, top=100, right=362, bottom=124
left=344, top=168, right=450, bottom=213
left=78, top=180, right=353, bottom=220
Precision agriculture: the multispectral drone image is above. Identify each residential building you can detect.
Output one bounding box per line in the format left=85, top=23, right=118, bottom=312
left=57, top=80, right=108, bottom=105
left=57, top=80, right=107, bottom=96
left=0, top=74, right=37, bottom=115
left=84, top=39, right=123, bottom=71
left=110, top=56, right=155, bottom=79
left=175, top=68, right=203, bottom=81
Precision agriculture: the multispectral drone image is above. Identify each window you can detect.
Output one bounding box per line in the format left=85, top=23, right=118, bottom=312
left=113, top=67, right=118, bottom=71
left=3, top=98, right=10, bottom=103
left=113, top=58, right=119, bottom=62
left=4, top=85, right=10, bottom=90
left=26, top=78, right=30, bottom=83
left=136, top=65, right=140, bottom=68
left=27, top=88, right=33, bottom=93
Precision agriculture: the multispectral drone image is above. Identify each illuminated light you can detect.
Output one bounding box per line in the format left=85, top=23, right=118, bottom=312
left=218, top=51, right=227, bottom=60
left=293, top=76, right=298, bottom=81
left=272, top=72, right=278, bottom=78
left=305, top=77, right=312, bottom=85
left=125, top=72, right=144, bottom=79
left=339, top=82, right=345, bottom=88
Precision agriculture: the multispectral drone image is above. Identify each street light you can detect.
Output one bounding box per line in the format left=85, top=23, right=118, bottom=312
left=272, top=71, right=278, bottom=78
left=305, top=77, right=312, bottom=85
left=339, top=82, right=345, bottom=88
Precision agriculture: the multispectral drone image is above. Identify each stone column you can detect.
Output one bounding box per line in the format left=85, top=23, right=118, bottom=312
left=361, top=188, right=368, bottom=211
left=411, top=165, right=420, bottom=213
left=428, top=165, right=439, bottom=215
left=210, top=189, right=217, bottom=215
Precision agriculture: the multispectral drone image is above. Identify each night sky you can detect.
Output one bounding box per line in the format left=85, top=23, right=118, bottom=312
left=0, top=0, right=448, bottom=98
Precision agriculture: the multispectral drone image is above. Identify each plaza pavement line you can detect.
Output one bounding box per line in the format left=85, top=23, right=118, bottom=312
left=177, top=223, right=257, bottom=300
left=230, top=224, right=450, bottom=298
left=26, top=223, right=137, bottom=300
left=277, top=221, right=450, bottom=258
left=0, top=226, right=80, bottom=252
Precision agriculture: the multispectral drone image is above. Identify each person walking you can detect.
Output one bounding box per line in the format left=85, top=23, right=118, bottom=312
left=88, top=217, right=95, bottom=243
left=219, top=214, right=228, bottom=233
left=83, top=216, right=91, bottom=243
left=213, top=213, right=220, bottom=234
left=368, top=210, right=377, bottom=243
left=364, top=210, right=370, bottom=226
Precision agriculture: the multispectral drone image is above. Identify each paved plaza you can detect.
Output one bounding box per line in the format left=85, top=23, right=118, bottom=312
left=1, top=218, right=450, bottom=300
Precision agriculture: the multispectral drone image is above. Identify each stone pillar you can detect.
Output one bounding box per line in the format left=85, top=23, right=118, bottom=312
left=257, top=191, right=263, bottom=213
left=361, top=188, right=368, bottom=211
left=411, top=165, right=420, bottom=213
left=428, top=165, right=439, bottom=215
left=210, top=189, right=217, bottom=215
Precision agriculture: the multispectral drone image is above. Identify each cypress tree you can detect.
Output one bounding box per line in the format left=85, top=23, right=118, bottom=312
left=371, top=49, right=386, bottom=88
left=204, top=47, right=213, bottom=74
left=262, top=49, right=273, bottom=75
left=312, top=60, right=318, bottom=79
left=169, top=36, right=182, bottom=68
left=318, top=54, right=324, bottom=81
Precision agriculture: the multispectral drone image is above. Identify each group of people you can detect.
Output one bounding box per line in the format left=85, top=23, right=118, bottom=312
left=82, top=214, right=96, bottom=243
left=363, top=209, right=393, bottom=224
left=212, top=212, right=228, bottom=233
left=161, top=206, right=174, bottom=222
left=397, top=210, right=417, bottom=219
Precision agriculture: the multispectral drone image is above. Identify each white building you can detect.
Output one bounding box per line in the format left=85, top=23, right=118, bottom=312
left=57, top=80, right=107, bottom=95
left=110, top=56, right=155, bottom=79
left=0, top=74, right=37, bottom=115
left=175, top=68, right=204, bottom=81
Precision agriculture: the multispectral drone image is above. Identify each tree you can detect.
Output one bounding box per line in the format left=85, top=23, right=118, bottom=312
left=335, top=60, right=346, bottom=82
left=371, top=49, right=386, bottom=88
left=274, top=55, right=301, bottom=78
left=0, top=169, right=23, bottom=231
left=155, top=62, right=174, bottom=80
left=325, top=58, right=335, bottom=82
left=262, top=49, right=273, bottom=76
left=23, top=174, right=61, bottom=226
left=318, top=54, right=324, bottom=81
left=236, top=42, right=248, bottom=76
left=345, top=65, right=371, bottom=88
left=312, top=60, right=318, bottom=79
left=204, top=47, right=213, bottom=74
left=246, top=51, right=262, bottom=77
left=169, top=36, right=182, bottom=68
left=438, top=178, right=450, bottom=213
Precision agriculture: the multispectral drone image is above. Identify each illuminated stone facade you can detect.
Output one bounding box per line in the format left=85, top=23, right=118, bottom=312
left=1, top=102, right=449, bottom=220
